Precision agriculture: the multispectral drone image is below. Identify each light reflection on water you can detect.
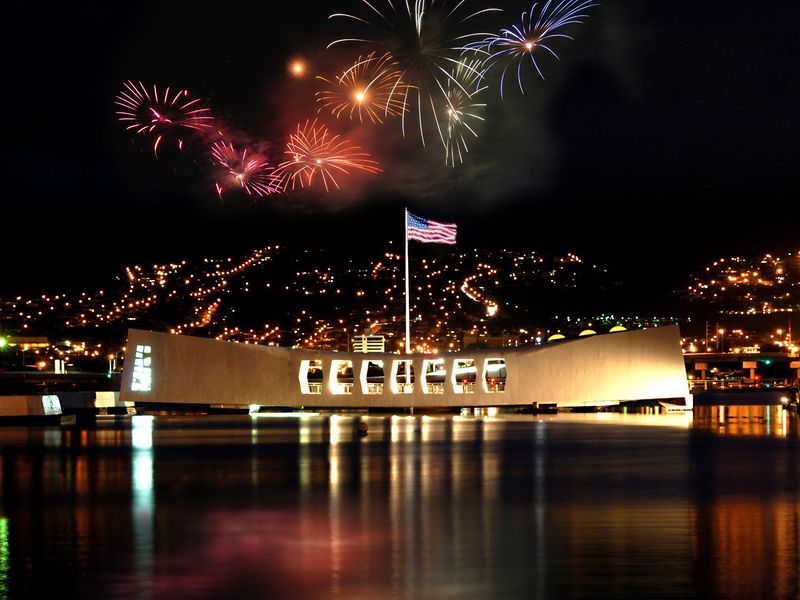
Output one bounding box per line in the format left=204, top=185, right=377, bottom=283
left=132, top=415, right=154, bottom=599
left=693, top=404, right=798, bottom=437
left=0, top=409, right=798, bottom=599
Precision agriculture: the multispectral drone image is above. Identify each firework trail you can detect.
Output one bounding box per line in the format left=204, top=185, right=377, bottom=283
left=114, top=80, right=214, bottom=156
left=465, top=0, right=595, bottom=98
left=210, top=140, right=282, bottom=198
left=442, top=59, right=487, bottom=167
left=328, top=0, right=500, bottom=147
left=316, top=51, right=411, bottom=124
left=275, top=119, right=382, bottom=192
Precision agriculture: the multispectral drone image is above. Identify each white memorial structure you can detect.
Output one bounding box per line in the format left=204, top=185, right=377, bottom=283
left=120, top=326, right=691, bottom=411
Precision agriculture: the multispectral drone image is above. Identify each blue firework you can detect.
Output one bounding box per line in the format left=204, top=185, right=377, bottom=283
left=466, top=0, right=595, bottom=98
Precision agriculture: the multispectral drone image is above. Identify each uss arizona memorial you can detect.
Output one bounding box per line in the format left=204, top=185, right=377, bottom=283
left=120, top=325, right=692, bottom=410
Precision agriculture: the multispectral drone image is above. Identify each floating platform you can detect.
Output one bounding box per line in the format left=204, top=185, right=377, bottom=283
left=0, top=394, right=64, bottom=425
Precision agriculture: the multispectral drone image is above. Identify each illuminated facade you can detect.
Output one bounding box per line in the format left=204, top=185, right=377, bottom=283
left=120, top=326, right=691, bottom=409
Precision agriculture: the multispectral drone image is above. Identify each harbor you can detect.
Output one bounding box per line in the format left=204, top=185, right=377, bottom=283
left=1, top=407, right=799, bottom=599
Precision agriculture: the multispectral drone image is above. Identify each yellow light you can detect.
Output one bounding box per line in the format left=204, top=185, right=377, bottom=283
left=354, top=90, right=365, bottom=103
left=525, top=41, right=534, bottom=50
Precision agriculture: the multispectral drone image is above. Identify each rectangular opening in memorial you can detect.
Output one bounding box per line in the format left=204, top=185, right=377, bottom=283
left=299, top=359, right=323, bottom=395
left=330, top=360, right=354, bottom=395
left=361, top=360, right=385, bottom=395
left=453, top=359, right=476, bottom=394
left=391, top=360, right=415, bottom=394
left=422, top=358, right=446, bottom=394
left=484, top=359, right=507, bottom=393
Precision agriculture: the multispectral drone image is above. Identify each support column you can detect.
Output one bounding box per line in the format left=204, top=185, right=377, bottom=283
left=695, top=362, right=708, bottom=386
left=743, top=361, right=757, bottom=384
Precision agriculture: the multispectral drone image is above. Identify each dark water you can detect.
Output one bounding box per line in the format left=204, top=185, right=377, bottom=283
left=1, top=408, right=799, bottom=599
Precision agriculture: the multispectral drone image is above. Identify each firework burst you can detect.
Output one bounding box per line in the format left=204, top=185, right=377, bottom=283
left=115, top=80, right=214, bottom=156
left=466, top=0, right=595, bottom=98
left=316, top=52, right=411, bottom=124
left=442, top=59, right=487, bottom=167
left=275, top=119, right=382, bottom=192
left=328, top=0, right=500, bottom=147
left=210, top=140, right=282, bottom=198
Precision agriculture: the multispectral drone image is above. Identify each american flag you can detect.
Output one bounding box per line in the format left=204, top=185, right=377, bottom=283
left=407, top=212, right=457, bottom=245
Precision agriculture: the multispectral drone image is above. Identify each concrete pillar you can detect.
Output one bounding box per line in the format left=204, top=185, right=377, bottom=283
left=743, top=361, right=757, bottom=384
left=694, top=362, right=708, bottom=380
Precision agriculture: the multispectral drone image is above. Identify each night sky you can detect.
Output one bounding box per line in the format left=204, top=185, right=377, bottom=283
left=2, top=1, right=798, bottom=295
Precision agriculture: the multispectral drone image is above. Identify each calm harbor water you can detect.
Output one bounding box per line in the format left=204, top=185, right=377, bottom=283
left=1, top=407, right=799, bottom=599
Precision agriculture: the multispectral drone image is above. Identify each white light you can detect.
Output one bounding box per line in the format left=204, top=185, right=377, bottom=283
left=132, top=415, right=154, bottom=450
left=133, top=451, right=153, bottom=494
left=131, top=344, right=153, bottom=392
left=330, top=415, right=342, bottom=445
left=253, top=412, right=320, bottom=418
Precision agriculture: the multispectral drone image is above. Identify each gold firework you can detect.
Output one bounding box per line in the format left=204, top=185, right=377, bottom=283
left=316, top=52, right=411, bottom=124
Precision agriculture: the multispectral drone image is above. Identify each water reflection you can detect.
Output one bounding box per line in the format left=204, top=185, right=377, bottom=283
left=693, top=404, right=800, bottom=437
left=328, top=422, right=342, bottom=596
left=535, top=421, right=547, bottom=598
left=689, top=421, right=800, bottom=598
left=0, top=413, right=797, bottom=598
left=131, top=415, right=154, bottom=599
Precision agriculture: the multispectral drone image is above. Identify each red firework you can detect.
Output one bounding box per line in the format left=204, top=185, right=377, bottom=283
left=115, top=80, right=214, bottom=156
left=210, top=140, right=282, bottom=198
left=275, top=119, right=381, bottom=192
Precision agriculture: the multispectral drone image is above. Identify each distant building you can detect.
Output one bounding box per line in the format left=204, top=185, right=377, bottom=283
left=353, top=335, right=385, bottom=353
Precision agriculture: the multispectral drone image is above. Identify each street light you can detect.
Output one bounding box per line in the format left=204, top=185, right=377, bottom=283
left=718, top=328, right=725, bottom=353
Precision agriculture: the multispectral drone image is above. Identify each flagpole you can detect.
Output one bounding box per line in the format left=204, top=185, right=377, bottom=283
left=404, top=207, right=411, bottom=354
